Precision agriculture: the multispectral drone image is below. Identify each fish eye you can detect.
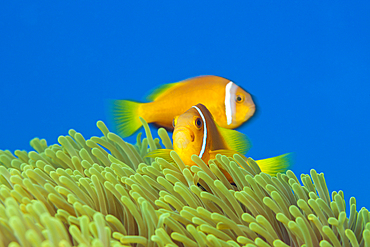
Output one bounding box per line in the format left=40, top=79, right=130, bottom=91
left=235, top=95, right=244, bottom=103
left=194, top=117, right=202, bottom=129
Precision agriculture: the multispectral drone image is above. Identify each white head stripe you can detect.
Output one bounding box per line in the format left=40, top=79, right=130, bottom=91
left=192, top=106, right=207, bottom=158
left=225, top=81, right=235, bottom=125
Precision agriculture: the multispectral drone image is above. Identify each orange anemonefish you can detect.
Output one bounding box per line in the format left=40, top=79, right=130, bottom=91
left=112, top=75, right=255, bottom=137
left=148, top=103, right=292, bottom=181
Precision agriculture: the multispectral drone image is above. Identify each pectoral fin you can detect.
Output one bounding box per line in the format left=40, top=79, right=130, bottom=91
left=218, top=127, right=252, bottom=155
left=145, top=149, right=174, bottom=163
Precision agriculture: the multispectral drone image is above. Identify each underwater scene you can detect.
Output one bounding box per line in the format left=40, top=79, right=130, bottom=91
left=1, top=2, right=370, bottom=247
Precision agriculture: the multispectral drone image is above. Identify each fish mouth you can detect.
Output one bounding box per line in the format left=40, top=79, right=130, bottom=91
left=244, top=104, right=256, bottom=120
left=173, top=127, right=194, bottom=149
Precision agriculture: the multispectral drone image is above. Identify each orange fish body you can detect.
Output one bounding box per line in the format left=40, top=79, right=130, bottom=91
left=148, top=104, right=291, bottom=181
left=113, top=75, right=255, bottom=137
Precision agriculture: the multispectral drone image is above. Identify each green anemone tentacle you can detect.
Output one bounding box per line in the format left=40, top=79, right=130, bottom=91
left=0, top=120, right=368, bottom=247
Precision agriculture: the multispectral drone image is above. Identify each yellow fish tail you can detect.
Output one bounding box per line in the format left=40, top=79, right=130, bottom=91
left=112, top=100, right=142, bottom=137
left=256, top=153, right=294, bottom=176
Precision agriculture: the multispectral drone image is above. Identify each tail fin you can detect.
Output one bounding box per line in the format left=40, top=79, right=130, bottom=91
left=256, top=153, right=294, bottom=176
left=112, top=100, right=142, bottom=137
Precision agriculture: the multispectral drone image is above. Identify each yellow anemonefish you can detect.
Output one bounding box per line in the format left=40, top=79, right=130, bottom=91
left=112, top=75, right=255, bottom=137
left=148, top=103, right=291, bottom=180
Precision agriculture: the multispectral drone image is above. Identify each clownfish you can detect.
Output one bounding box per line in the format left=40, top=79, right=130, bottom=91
left=112, top=75, right=255, bottom=137
left=148, top=104, right=291, bottom=180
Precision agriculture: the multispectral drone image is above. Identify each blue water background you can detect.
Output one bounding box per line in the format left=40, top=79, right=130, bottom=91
left=1, top=2, right=369, bottom=210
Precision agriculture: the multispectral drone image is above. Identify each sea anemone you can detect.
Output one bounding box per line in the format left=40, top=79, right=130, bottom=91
left=0, top=120, right=369, bottom=247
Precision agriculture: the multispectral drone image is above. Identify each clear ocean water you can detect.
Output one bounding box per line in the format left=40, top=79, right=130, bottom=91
left=1, top=2, right=369, bottom=210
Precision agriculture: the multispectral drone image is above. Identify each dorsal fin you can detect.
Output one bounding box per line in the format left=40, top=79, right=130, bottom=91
left=146, top=83, right=181, bottom=101
left=218, top=127, right=252, bottom=155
